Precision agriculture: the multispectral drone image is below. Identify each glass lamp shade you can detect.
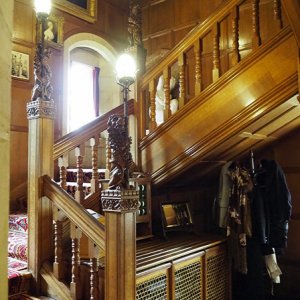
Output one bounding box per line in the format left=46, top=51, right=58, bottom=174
left=116, top=53, right=137, bottom=87
left=34, top=0, right=52, bottom=15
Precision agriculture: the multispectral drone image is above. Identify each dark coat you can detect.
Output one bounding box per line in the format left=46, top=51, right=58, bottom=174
left=252, top=159, right=292, bottom=251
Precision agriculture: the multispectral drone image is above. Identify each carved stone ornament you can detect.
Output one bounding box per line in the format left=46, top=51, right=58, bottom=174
left=101, top=189, right=139, bottom=212
left=27, top=99, right=56, bottom=120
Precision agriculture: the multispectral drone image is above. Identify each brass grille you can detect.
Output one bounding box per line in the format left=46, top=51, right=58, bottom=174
left=174, top=260, right=202, bottom=299
left=206, top=252, right=228, bottom=300
left=136, top=273, right=168, bottom=300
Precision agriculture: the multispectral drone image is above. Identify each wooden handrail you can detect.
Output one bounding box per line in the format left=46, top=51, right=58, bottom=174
left=54, top=99, right=135, bottom=160
left=43, top=175, right=105, bottom=250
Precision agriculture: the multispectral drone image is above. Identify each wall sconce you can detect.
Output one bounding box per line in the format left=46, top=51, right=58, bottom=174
left=31, top=0, right=53, bottom=102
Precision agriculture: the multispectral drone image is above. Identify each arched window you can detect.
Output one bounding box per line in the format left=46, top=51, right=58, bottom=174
left=68, top=60, right=98, bottom=131
left=63, top=33, right=121, bottom=134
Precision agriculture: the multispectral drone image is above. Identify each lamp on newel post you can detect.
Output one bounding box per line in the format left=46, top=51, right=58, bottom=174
left=107, top=53, right=137, bottom=190
left=31, top=0, right=53, bottom=103
left=101, top=53, right=138, bottom=299
left=26, top=0, right=56, bottom=290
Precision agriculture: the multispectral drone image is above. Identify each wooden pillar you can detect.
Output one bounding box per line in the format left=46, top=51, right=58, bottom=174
left=163, top=68, right=172, bottom=121
left=194, top=39, right=202, bottom=95
left=231, top=5, right=240, bottom=66
left=90, top=137, right=99, bottom=193
left=252, top=0, right=261, bottom=49
left=212, top=23, right=220, bottom=82
left=27, top=99, right=55, bottom=290
left=101, top=189, right=139, bottom=300
left=149, top=79, right=157, bottom=131
left=178, top=53, right=186, bottom=109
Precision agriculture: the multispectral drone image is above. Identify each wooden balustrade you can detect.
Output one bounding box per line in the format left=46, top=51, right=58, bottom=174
left=43, top=175, right=105, bottom=299
left=54, top=100, right=134, bottom=210
left=53, top=100, right=134, bottom=160
left=34, top=100, right=136, bottom=298
left=138, top=0, right=285, bottom=139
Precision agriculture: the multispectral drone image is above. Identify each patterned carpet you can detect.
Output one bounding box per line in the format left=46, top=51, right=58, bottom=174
left=8, top=213, right=31, bottom=297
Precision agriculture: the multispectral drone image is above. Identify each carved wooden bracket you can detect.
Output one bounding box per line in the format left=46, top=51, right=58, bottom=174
left=27, top=99, right=56, bottom=120
left=101, top=189, right=139, bottom=212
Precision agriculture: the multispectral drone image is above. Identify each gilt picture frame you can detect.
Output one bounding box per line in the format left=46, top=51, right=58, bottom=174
left=40, top=14, right=64, bottom=49
left=53, top=0, right=97, bottom=23
left=11, top=51, right=30, bottom=80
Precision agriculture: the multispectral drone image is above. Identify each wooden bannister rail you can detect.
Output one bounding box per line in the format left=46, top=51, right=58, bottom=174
left=54, top=99, right=134, bottom=160
left=138, top=0, right=286, bottom=137
left=43, top=175, right=105, bottom=249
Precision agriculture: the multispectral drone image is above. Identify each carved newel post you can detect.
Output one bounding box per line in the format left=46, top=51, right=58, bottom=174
left=101, top=54, right=139, bottom=300
left=27, top=0, right=55, bottom=291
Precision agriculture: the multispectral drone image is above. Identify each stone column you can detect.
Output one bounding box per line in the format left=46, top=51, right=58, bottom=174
left=101, top=189, right=139, bottom=300
left=27, top=99, right=55, bottom=291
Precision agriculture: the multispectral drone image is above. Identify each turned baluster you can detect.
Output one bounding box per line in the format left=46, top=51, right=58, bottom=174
left=149, top=79, right=157, bottom=130
left=90, top=256, right=99, bottom=300
left=231, top=5, right=240, bottom=66
left=194, top=39, right=202, bottom=95
left=273, top=0, right=283, bottom=29
left=163, top=68, right=171, bottom=121
left=70, top=223, right=82, bottom=300
left=178, top=52, right=186, bottom=109
left=105, top=137, right=111, bottom=186
left=53, top=207, right=64, bottom=280
left=252, top=0, right=261, bottom=49
left=90, top=137, right=99, bottom=194
left=75, top=145, right=85, bottom=203
left=58, top=154, right=68, bottom=191
left=212, top=23, right=220, bottom=81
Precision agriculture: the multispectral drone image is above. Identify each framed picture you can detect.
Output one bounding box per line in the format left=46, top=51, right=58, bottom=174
left=161, top=201, right=193, bottom=238
left=11, top=51, right=30, bottom=80
left=53, top=0, right=97, bottom=23
left=41, top=14, right=64, bottom=49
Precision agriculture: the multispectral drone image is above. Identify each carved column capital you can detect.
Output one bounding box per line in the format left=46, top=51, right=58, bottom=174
left=101, top=189, right=139, bottom=212
left=27, top=99, right=56, bottom=120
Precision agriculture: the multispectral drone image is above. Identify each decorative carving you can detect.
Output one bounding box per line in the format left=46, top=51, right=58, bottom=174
left=107, top=114, right=136, bottom=190
left=27, top=99, right=56, bottom=119
left=101, top=189, right=139, bottom=212
left=31, top=42, right=53, bottom=102
left=128, top=0, right=142, bottom=47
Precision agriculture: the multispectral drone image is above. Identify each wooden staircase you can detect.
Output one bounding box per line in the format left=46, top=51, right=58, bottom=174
left=137, top=0, right=300, bottom=186
left=23, top=0, right=300, bottom=299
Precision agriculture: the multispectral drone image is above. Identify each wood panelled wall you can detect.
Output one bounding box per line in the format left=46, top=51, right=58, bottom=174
left=10, top=0, right=129, bottom=207
left=141, top=0, right=288, bottom=103
left=141, top=0, right=226, bottom=62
